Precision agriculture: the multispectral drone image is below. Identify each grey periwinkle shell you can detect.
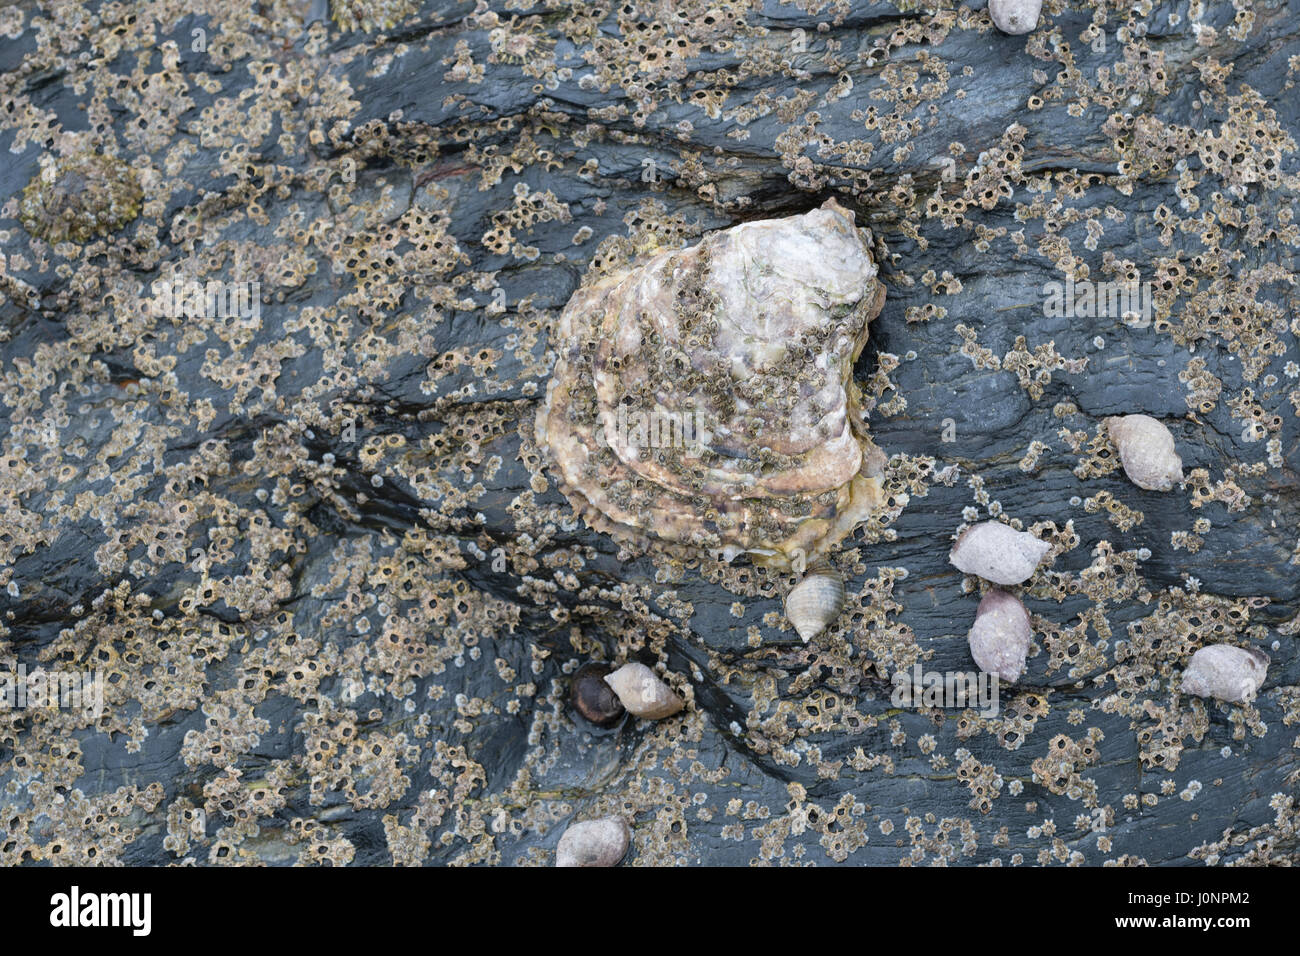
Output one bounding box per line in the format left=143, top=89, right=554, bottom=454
left=784, top=558, right=846, bottom=643
left=1104, top=414, right=1184, bottom=491
left=1180, top=644, right=1269, bottom=703
left=989, top=0, right=1042, bottom=35
left=556, top=816, right=630, bottom=867
left=949, top=520, right=1051, bottom=585
left=603, top=662, right=684, bottom=720
left=967, top=590, right=1033, bottom=683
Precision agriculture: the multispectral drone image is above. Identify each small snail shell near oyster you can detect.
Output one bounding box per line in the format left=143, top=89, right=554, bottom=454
left=570, top=662, right=625, bottom=727
left=949, top=520, right=1051, bottom=586
left=603, top=662, right=684, bottom=720
left=783, top=557, right=846, bottom=643
left=1180, top=644, right=1269, bottom=703
left=967, top=589, right=1033, bottom=683
left=989, top=0, right=1042, bottom=35
left=1104, top=414, right=1184, bottom=492
left=535, top=199, right=888, bottom=571
left=556, top=816, right=630, bottom=867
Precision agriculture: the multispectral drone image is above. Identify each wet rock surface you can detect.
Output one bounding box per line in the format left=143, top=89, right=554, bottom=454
left=0, top=0, right=1297, bottom=866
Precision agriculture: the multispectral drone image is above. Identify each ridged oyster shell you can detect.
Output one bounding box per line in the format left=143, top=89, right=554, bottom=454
left=535, top=199, right=887, bottom=569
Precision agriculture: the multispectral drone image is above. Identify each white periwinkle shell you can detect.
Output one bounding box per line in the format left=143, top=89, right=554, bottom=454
left=1104, top=414, right=1184, bottom=491
left=784, top=559, right=846, bottom=643
left=556, top=816, right=630, bottom=867
left=967, top=589, right=1033, bottom=683
left=1180, top=644, right=1269, bottom=703
left=949, top=520, right=1051, bottom=585
left=989, top=0, right=1042, bottom=35
left=603, top=662, right=684, bottom=719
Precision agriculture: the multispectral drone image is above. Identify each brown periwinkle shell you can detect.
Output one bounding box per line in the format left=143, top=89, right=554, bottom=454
left=569, top=662, right=625, bottom=727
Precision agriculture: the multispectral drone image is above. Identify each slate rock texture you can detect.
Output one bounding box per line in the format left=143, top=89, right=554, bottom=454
left=0, top=0, right=1297, bottom=866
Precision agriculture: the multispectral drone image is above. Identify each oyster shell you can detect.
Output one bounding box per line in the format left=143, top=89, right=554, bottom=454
left=535, top=199, right=888, bottom=569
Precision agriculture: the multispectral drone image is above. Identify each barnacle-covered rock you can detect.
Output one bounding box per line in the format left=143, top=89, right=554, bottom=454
left=535, top=199, right=888, bottom=570
left=556, top=817, right=630, bottom=867
left=1180, top=644, right=1269, bottom=703
left=949, top=521, right=1051, bottom=585
left=19, top=152, right=142, bottom=245
left=331, top=0, right=418, bottom=33
left=603, top=663, right=684, bottom=720
left=967, top=589, right=1033, bottom=683
left=989, top=0, right=1042, bottom=35
left=1104, top=414, right=1184, bottom=492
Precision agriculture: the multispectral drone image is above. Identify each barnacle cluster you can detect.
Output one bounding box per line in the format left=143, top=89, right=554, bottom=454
left=18, top=151, right=142, bottom=245
left=536, top=200, right=888, bottom=569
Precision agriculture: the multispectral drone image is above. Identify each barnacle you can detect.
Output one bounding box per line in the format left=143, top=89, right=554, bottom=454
left=535, top=200, right=888, bottom=570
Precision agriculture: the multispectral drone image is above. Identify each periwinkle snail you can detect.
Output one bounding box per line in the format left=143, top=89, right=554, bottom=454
left=783, top=557, right=846, bottom=642
left=555, top=816, right=630, bottom=867
left=570, top=662, right=625, bottom=727
left=1180, top=644, right=1269, bottom=703
left=967, top=589, right=1034, bottom=683
left=1104, top=414, right=1184, bottom=492
left=949, top=520, right=1051, bottom=586
left=603, top=662, right=684, bottom=720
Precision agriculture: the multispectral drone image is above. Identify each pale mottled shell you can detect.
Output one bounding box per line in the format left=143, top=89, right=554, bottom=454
left=534, top=199, right=888, bottom=570
left=949, top=521, right=1051, bottom=585
left=967, top=589, right=1033, bottom=683
left=603, top=662, right=684, bottom=719
left=555, top=816, right=630, bottom=867
left=989, top=0, right=1042, bottom=34
left=1180, top=644, right=1269, bottom=703
left=1104, top=414, right=1184, bottom=491
left=784, top=560, right=846, bottom=642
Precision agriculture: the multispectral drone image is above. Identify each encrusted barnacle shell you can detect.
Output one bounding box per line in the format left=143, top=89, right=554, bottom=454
left=603, top=662, right=684, bottom=719
left=1104, top=414, right=1184, bottom=491
left=783, top=557, right=846, bottom=643
left=19, top=152, right=142, bottom=245
left=967, top=589, right=1033, bottom=683
left=556, top=816, right=630, bottom=867
left=989, top=0, right=1042, bottom=35
left=535, top=199, right=888, bottom=570
left=1180, top=644, right=1270, bottom=703
left=949, top=520, right=1051, bottom=585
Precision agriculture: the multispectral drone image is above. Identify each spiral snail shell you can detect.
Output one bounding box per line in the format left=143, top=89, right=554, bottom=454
left=1180, top=644, right=1269, bottom=703
left=967, top=589, right=1033, bottom=683
left=783, top=557, right=846, bottom=642
left=1104, top=414, right=1184, bottom=492
left=949, top=520, right=1051, bottom=586
left=603, top=662, right=684, bottom=720
left=556, top=816, right=630, bottom=867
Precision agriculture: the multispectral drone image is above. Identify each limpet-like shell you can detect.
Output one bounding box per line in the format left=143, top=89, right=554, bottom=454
left=603, top=662, right=684, bottom=720
left=535, top=199, right=888, bottom=570
left=967, top=589, right=1033, bottom=683
left=556, top=816, right=630, bottom=867
left=1104, top=414, right=1184, bottom=491
left=949, top=520, right=1051, bottom=585
left=989, top=0, right=1042, bottom=35
left=783, top=558, right=846, bottom=643
left=1180, top=644, right=1269, bottom=703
